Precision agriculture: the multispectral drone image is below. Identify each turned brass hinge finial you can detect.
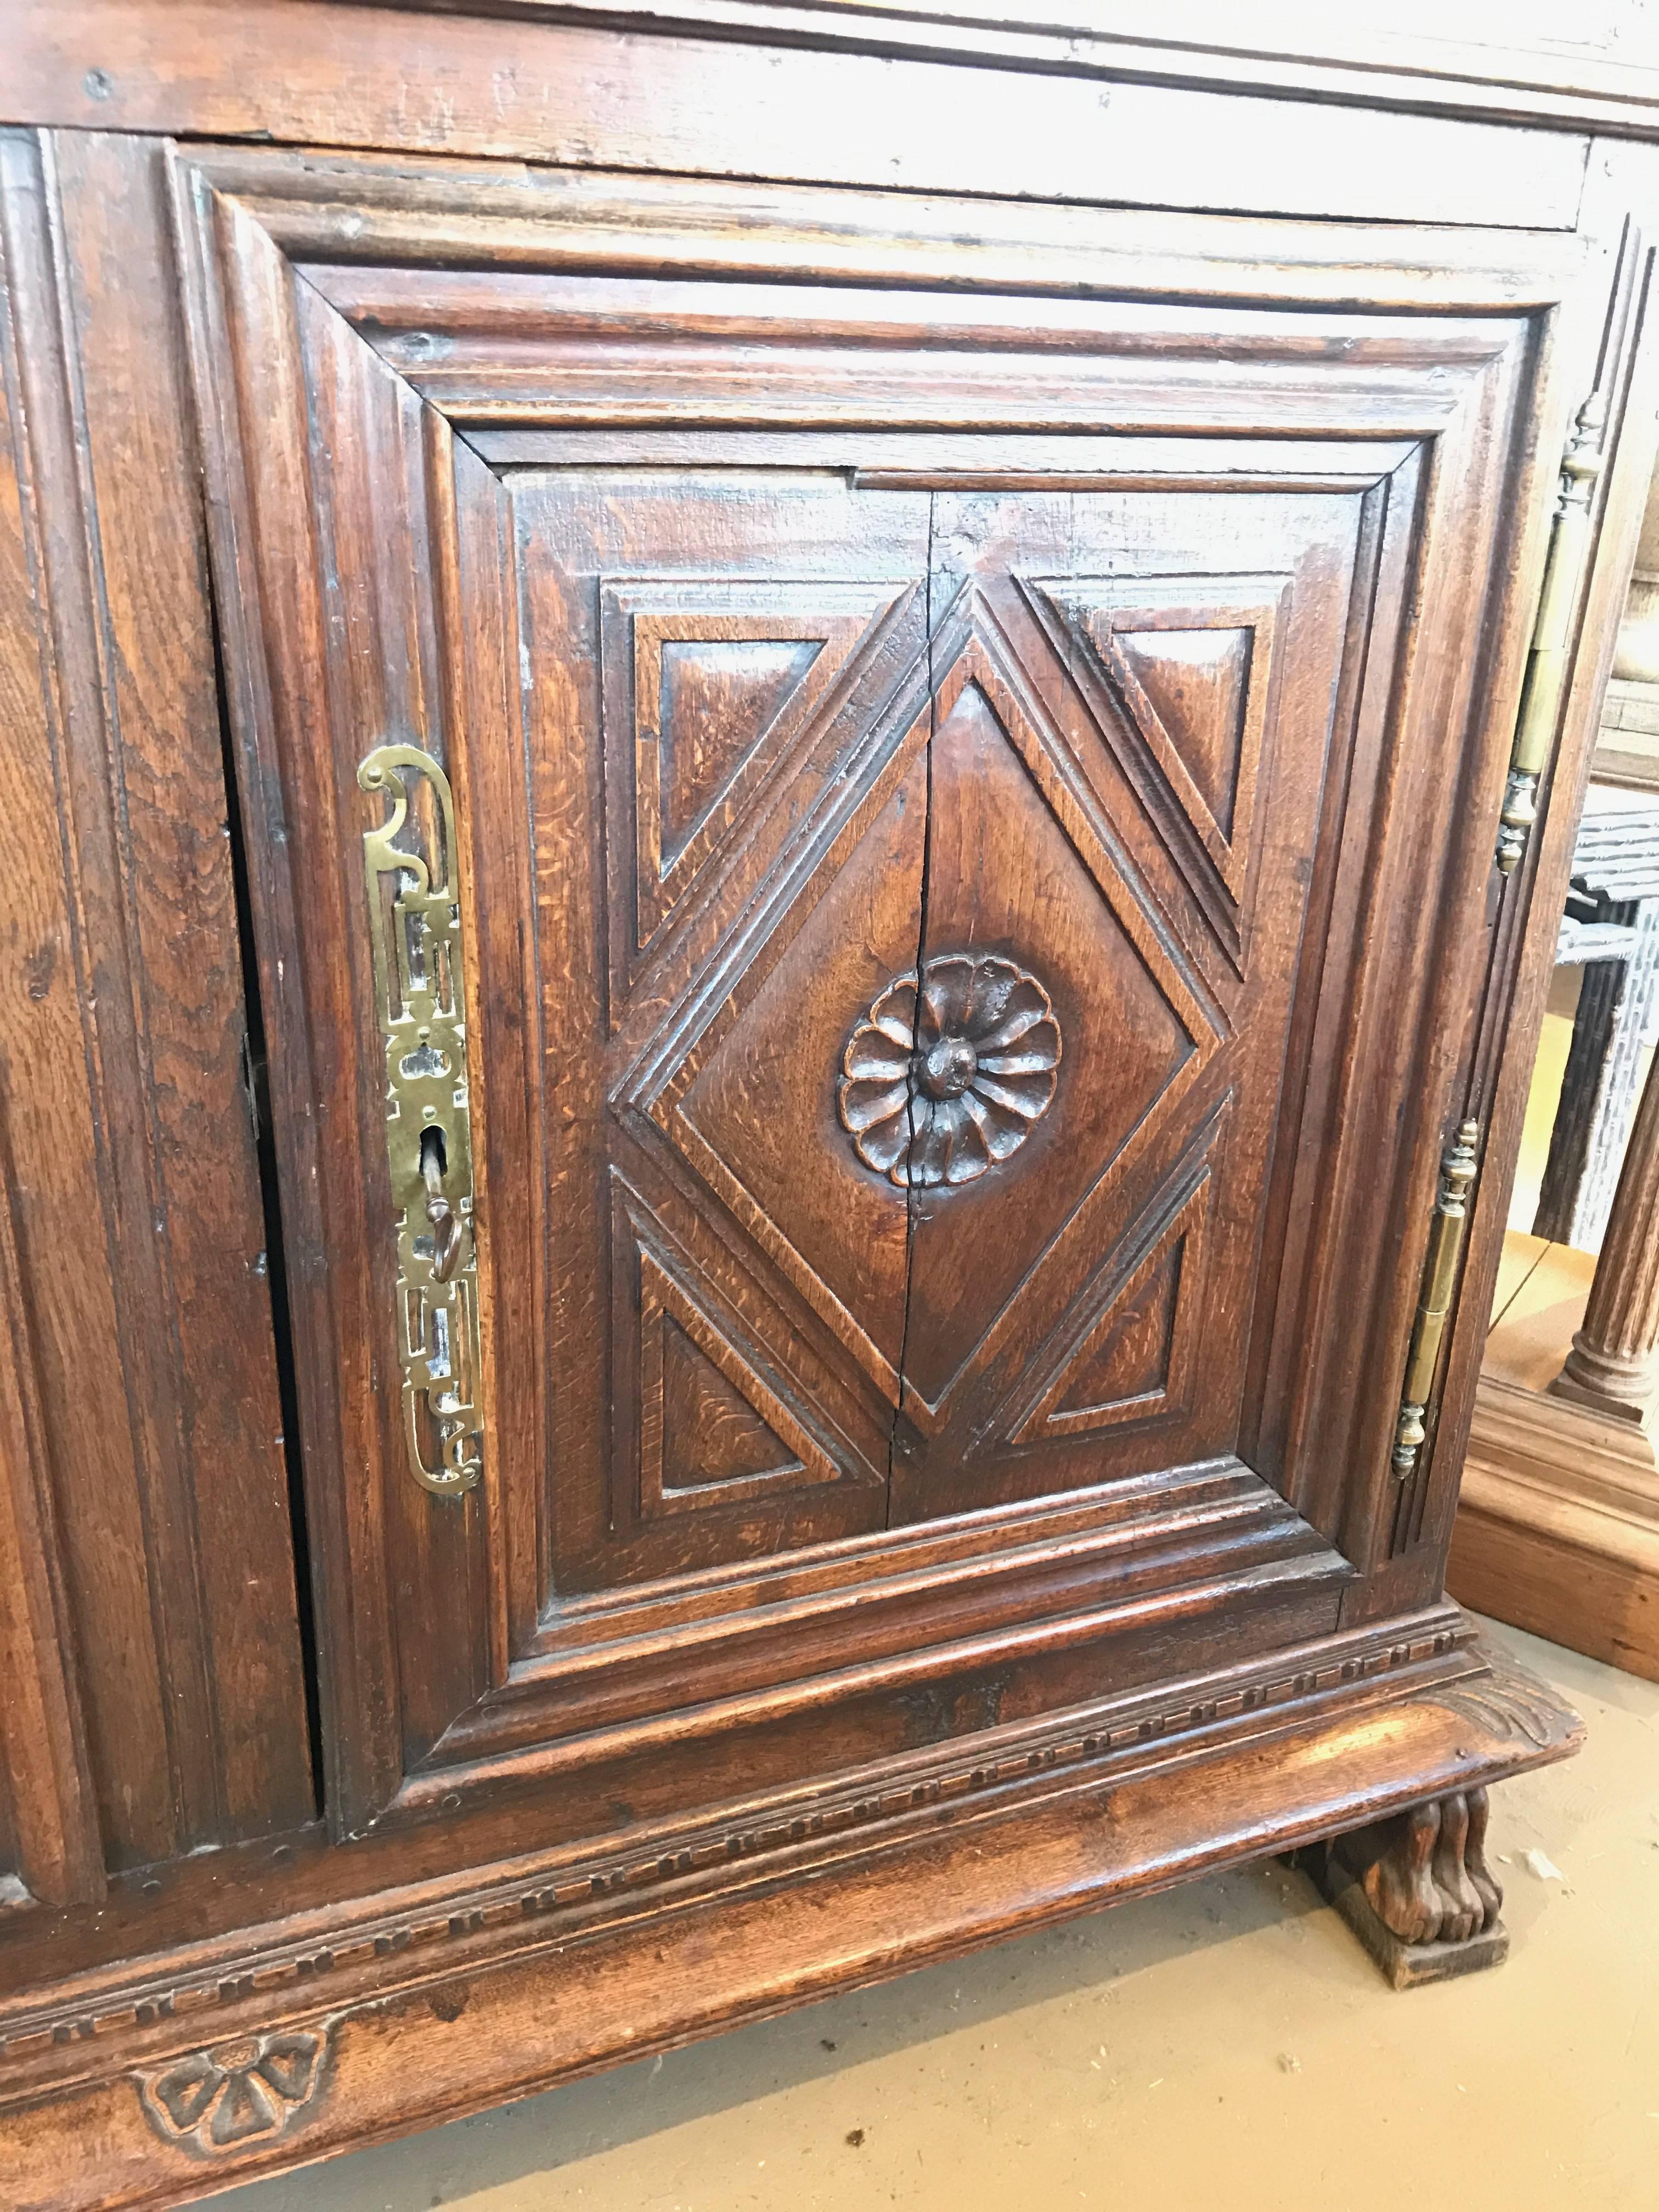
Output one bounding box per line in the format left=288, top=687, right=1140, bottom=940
left=1496, top=393, right=1607, bottom=877
left=1392, top=1120, right=1482, bottom=1482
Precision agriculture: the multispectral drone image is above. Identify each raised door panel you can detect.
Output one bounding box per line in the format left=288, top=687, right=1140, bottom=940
left=884, top=489, right=1361, bottom=1523
left=517, top=470, right=930, bottom=1587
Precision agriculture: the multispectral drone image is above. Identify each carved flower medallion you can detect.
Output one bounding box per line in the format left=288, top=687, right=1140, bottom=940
left=838, top=953, right=1062, bottom=1188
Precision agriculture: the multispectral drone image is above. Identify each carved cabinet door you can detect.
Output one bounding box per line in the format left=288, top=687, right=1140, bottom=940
left=516, top=468, right=1350, bottom=1568
left=178, top=148, right=1589, bottom=1835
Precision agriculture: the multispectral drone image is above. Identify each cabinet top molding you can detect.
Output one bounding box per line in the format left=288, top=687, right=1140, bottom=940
left=319, top=0, right=1659, bottom=138
left=2, top=0, right=1609, bottom=232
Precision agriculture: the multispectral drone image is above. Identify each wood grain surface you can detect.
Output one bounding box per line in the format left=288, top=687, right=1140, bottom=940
left=0, top=14, right=1650, bottom=2205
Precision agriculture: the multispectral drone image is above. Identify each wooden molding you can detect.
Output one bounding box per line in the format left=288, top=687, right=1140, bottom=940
left=0, top=1613, right=1579, bottom=2209
left=1449, top=1373, right=1659, bottom=1681
left=0, top=2, right=1599, bottom=227
left=374, top=2, right=1659, bottom=140
left=18, top=0, right=1659, bottom=145
left=0, top=128, right=314, bottom=1874
left=0, top=31, right=1650, bottom=2201
left=161, top=136, right=1592, bottom=1844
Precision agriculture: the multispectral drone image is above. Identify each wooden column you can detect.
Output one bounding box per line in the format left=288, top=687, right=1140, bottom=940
left=1552, top=1045, right=1659, bottom=1422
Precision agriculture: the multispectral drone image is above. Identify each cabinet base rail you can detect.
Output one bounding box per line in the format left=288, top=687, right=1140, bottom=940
left=0, top=1608, right=1577, bottom=2211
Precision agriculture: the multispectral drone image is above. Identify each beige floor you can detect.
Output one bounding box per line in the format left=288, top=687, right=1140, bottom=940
left=213, top=1622, right=1659, bottom=2212
left=1487, top=1231, right=1598, bottom=1391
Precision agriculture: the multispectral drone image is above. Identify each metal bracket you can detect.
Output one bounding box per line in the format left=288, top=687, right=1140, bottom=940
left=1496, top=394, right=1606, bottom=877
left=358, top=742, right=482, bottom=1497
left=1391, top=1120, right=1481, bottom=1482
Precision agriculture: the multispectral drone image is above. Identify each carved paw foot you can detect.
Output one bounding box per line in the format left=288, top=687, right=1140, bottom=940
left=1361, top=1786, right=1501, bottom=1945
left=1304, top=1785, right=1509, bottom=1987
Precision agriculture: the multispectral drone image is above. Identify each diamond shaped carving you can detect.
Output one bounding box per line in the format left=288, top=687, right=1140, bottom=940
left=630, top=588, right=1218, bottom=1420
left=657, top=637, right=821, bottom=860
left=1008, top=1159, right=1212, bottom=1444
left=651, top=732, right=930, bottom=1402
left=1118, top=628, right=1251, bottom=840
left=619, top=1189, right=840, bottom=1519
left=603, top=577, right=907, bottom=980
left=1030, top=574, right=1285, bottom=902
left=893, top=618, right=1217, bottom=1429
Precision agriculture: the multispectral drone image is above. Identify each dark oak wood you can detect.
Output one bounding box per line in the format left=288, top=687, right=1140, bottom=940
left=10, top=0, right=1659, bottom=148
left=317, top=0, right=1659, bottom=140
left=0, top=3, right=1594, bottom=228
left=0, top=1619, right=1582, bottom=2207
left=0, top=128, right=312, bottom=1887
left=1300, top=1781, right=1510, bottom=1988
left=162, top=146, right=1601, bottom=1839
left=0, top=12, right=1653, bottom=2206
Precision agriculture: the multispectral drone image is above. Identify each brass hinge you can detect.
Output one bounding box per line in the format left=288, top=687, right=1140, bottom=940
left=1391, top=1120, right=1481, bottom=1481
left=1495, top=394, right=1606, bottom=876
left=358, top=742, right=483, bottom=1498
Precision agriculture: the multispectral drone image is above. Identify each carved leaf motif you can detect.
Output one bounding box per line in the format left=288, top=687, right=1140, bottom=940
left=1434, top=1678, right=1571, bottom=1752
left=137, top=2027, right=331, bottom=2158
left=151, top=2055, right=218, bottom=2134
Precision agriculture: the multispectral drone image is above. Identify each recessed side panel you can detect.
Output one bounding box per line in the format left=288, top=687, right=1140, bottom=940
left=0, top=129, right=310, bottom=1886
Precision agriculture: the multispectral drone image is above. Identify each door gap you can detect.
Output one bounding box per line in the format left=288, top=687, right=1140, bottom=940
left=206, top=548, right=328, bottom=1821
left=886, top=495, right=938, bottom=1526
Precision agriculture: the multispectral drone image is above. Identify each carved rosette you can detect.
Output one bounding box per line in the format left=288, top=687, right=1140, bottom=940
left=136, top=2027, right=331, bottom=2157
left=838, top=953, right=1061, bottom=1189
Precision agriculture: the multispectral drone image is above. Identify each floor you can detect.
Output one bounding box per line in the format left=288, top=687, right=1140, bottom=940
left=211, top=1622, right=1659, bottom=2212
left=1487, top=1231, right=1597, bottom=1391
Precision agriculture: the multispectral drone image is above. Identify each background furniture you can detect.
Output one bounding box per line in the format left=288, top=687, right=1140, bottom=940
left=1534, top=787, right=1659, bottom=1252
left=4, top=8, right=1658, bottom=2205
left=1453, top=461, right=1659, bottom=1680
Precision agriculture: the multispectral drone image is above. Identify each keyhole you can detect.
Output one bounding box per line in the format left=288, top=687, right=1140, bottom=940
left=420, top=1124, right=448, bottom=1180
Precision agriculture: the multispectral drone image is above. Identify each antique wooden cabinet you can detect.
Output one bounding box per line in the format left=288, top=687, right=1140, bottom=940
left=4, top=5, right=1659, bottom=2203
